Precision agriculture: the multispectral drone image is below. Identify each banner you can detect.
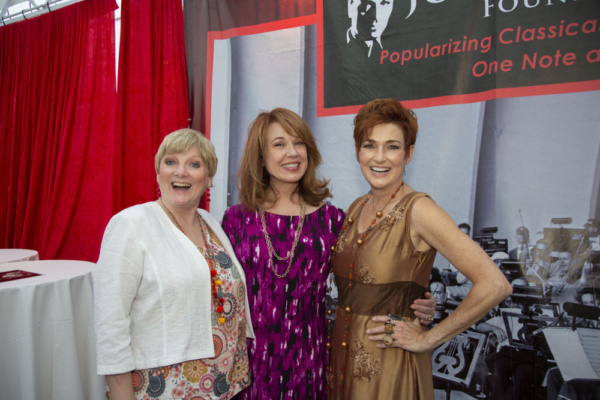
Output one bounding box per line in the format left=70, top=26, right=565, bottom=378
left=320, top=0, right=600, bottom=115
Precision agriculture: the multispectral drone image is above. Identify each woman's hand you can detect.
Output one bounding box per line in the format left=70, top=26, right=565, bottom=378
left=106, top=373, right=136, bottom=400
left=411, top=291, right=436, bottom=325
left=366, top=315, right=433, bottom=353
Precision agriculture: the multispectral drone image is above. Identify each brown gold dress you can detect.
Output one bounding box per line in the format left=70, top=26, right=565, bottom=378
left=329, top=192, right=436, bottom=400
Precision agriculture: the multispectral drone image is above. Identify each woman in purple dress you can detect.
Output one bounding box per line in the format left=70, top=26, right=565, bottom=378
left=221, top=108, right=435, bottom=399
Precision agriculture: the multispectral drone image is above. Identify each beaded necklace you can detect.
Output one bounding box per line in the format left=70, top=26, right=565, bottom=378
left=327, top=183, right=404, bottom=389
left=159, top=200, right=225, bottom=324
left=329, top=183, right=403, bottom=348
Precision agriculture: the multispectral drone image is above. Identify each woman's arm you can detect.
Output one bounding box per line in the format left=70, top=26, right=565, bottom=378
left=93, top=214, right=144, bottom=375
left=368, top=196, right=512, bottom=351
left=106, top=373, right=136, bottom=400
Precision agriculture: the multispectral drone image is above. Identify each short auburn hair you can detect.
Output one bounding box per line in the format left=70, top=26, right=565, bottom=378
left=237, top=108, right=331, bottom=210
left=353, top=98, right=418, bottom=156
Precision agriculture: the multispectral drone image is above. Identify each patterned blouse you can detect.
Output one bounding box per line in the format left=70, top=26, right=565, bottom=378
left=222, top=203, right=344, bottom=400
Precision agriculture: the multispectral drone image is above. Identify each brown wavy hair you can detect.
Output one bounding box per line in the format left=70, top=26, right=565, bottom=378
left=237, top=108, right=331, bottom=210
left=353, top=98, right=418, bottom=156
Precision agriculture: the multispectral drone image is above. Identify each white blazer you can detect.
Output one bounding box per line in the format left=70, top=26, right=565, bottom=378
left=93, top=202, right=254, bottom=375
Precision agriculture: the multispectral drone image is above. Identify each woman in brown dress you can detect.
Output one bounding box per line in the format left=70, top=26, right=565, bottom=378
left=329, top=99, right=512, bottom=400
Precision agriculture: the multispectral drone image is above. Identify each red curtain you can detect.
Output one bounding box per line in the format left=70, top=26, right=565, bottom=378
left=0, top=0, right=190, bottom=261
left=114, top=0, right=190, bottom=211
left=0, top=0, right=118, bottom=261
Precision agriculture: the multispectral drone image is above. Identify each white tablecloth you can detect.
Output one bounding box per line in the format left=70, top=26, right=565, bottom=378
left=0, top=260, right=105, bottom=400
left=0, top=249, right=40, bottom=263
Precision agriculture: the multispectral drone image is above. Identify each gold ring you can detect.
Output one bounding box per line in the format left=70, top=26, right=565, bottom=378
left=429, top=315, right=434, bottom=322
left=383, top=334, right=393, bottom=346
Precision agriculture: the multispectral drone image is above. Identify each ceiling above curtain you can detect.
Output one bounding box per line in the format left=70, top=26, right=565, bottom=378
left=0, top=0, right=82, bottom=26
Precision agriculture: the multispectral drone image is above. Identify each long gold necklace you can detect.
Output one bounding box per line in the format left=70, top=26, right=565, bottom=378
left=159, top=199, right=225, bottom=324
left=259, top=200, right=306, bottom=279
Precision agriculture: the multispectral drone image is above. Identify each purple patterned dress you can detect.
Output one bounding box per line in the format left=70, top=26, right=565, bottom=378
left=221, top=203, right=344, bottom=400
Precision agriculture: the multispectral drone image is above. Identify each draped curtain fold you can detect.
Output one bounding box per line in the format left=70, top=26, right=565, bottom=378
left=114, top=0, right=190, bottom=211
left=0, top=0, right=118, bottom=261
left=1, top=0, right=190, bottom=261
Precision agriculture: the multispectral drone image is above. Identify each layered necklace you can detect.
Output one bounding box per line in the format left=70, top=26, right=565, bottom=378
left=259, top=199, right=306, bottom=279
left=329, top=182, right=404, bottom=351
left=159, top=199, right=225, bottom=324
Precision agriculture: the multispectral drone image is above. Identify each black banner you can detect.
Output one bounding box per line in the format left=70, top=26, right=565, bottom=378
left=322, top=0, right=600, bottom=111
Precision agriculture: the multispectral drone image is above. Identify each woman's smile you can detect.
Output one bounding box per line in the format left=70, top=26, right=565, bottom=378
left=358, top=122, right=413, bottom=194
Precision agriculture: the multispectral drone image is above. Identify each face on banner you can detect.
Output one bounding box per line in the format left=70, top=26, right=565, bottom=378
left=348, top=0, right=394, bottom=44
left=430, top=281, right=447, bottom=304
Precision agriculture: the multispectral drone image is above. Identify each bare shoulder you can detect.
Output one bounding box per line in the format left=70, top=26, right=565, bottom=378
left=411, top=195, right=454, bottom=229
left=409, top=195, right=464, bottom=251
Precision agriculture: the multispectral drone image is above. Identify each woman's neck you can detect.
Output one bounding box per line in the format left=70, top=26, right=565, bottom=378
left=158, top=198, right=198, bottom=230
left=263, top=183, right=303, bottom=215
left=370, top=182, right=404, bottom=204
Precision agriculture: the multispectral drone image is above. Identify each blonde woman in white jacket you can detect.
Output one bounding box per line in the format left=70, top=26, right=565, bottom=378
left=94, top=129, right=254, bottom=400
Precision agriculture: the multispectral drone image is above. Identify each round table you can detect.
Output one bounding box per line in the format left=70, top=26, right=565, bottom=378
left=0, top=248, right=39, bottom=263
left=0, top=260, right=105, bottom=400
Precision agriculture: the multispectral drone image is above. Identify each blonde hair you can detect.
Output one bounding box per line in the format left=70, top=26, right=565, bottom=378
left=237, top=108, right=331, bottom=210
left=154, top=129, right=217, bottom=178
